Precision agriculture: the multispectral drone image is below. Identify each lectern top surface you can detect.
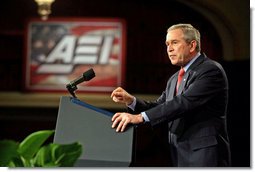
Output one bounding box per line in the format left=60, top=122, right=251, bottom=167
left=71, top=97, right=114, bottom=117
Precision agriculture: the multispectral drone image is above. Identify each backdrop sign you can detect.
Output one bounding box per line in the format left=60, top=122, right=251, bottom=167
left=24, top=18, right=126, bottom=92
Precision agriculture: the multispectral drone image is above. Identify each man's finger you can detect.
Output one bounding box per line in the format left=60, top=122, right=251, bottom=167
left=121, top=120, right=129, bottom=132
left=116, top=120, right=125, bottom=132
left=111, top=87, right=121, bottom=97
left=111, top=113, right=120, bottom=122
left=112, top=114, right=123, bottom=129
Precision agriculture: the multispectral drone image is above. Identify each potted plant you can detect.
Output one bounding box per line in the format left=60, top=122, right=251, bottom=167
left=0, top=130, right=82, bottom=167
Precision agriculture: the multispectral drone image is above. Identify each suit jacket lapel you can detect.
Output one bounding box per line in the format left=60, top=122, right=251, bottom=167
left=170, top=74, right=178, bottom=98
left=176, top=53, right=206, bottom=95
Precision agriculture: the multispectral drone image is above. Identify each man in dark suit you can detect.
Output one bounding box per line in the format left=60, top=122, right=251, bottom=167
left=111, top=24, right=231, bottom=167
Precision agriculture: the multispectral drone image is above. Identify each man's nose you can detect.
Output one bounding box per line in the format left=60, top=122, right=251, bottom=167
left=167, top=45, right=173, bottom=52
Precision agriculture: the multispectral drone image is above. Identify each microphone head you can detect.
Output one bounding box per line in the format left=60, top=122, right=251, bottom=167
left=83, top=68, right=95, bottom=81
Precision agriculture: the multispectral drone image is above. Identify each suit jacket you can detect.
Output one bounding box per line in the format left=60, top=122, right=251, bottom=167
left=132, top=53, right=231, bottom=167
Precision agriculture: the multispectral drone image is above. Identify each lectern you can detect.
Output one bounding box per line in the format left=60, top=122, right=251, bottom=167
left=54, top=96, right=134, bottom=167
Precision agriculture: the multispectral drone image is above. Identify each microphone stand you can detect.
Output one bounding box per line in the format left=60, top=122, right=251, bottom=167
left=66, top=83, right=77, bottom=98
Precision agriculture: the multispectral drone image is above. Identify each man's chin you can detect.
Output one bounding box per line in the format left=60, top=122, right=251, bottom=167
left=170, top=60, right=178, bottom=65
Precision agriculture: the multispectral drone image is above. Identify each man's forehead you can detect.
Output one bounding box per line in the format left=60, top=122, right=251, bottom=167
left=166, top=29, right=184, bottom=40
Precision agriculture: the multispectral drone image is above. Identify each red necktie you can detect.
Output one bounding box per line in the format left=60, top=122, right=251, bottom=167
left=176, top=68, right=185, bottom=93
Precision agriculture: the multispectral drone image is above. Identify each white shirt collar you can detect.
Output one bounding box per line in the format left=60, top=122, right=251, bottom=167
left=183, top=52, right=201, bottom=72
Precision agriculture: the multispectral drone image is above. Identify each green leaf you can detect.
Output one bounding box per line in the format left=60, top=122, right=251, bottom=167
left=0, top=130, right=82, bottom=167
left=20, top=156, right=32, bottom=167
left=33, top=145, right=58, bottom=167
left=53, top=142, right=82, bottom=167
left=33, top=142, right=82, bottom=167
left=8, top=157, right=24, bottom=167
left=0, top=140, right=19, bottom=167
left=18, top=130, right=54, bottom=160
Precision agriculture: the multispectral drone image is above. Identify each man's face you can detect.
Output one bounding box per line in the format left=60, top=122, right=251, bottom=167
left=165, top=29, right=194, bottom=67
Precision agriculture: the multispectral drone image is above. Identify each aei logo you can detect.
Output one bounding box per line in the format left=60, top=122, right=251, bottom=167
left=36, top=34, right=114, bottom=74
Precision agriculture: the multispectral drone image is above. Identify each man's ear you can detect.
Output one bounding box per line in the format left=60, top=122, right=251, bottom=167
left=189, top=40, right=197, bottom=52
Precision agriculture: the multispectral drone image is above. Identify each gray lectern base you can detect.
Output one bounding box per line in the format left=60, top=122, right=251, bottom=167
left=54, top=96, right=134, bottom=167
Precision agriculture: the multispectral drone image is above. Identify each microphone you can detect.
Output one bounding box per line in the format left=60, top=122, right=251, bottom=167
left=70, top=68, right=95, bottom=86
left=66, top=68, right=95, bottom=98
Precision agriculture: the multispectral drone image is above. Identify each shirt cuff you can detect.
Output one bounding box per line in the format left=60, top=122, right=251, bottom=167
left=127, top=97, right=136, bottom=111
left=141, top=112, right=150, bottom=122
